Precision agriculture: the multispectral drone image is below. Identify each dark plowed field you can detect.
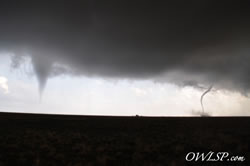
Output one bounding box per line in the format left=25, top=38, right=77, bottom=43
left=0, top=112, right=249, bottom=166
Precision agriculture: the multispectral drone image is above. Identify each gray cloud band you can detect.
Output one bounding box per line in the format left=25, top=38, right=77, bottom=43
left=0, top=0, right=250, bottom=95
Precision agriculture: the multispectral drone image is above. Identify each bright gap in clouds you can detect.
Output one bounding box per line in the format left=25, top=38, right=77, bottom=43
left=0, top=76, right=8, bottom=94
left=0, top=53, right=250, bottom=116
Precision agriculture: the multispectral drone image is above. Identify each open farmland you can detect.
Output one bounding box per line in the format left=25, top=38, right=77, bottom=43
left=0, top=112, right=249, bottom=166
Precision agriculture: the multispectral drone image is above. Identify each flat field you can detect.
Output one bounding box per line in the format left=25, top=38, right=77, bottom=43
left=0, top=112, right=249, bottom=166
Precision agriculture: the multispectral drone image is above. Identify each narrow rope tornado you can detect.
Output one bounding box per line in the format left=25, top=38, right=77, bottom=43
left=200, top=85, right=213, bottom=114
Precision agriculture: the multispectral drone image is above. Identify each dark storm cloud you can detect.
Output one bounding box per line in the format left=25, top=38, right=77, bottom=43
left=0, top=0, right=250, bottom=93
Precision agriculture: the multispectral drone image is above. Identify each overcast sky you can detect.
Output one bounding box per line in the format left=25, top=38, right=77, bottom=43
left=1, top=0, right=250, bottom=116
